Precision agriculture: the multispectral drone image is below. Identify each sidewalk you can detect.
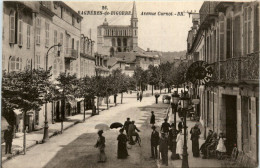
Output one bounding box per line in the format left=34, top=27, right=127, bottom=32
left=1, top=109, right=98, bottom=163
left=159, top=109, right=223, bottom=167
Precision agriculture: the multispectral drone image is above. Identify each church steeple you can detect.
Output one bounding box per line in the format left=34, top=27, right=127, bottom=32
left=131, top=1, right=137, bottom=19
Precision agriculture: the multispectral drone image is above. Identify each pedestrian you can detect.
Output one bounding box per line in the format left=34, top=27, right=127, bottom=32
left=161, top=118, right=171, bottom=135
left=117, top=128, right=129, bottom=159
left=150, top=126, right=160, bottom=159
left=94, top=130, right=107, bottom=163
left=178, top=117, right=184, bottom=131
left=123, top=117, right=131, bottom=137
left=190, top=123, right=201, bottom=157
left=203, top=133, right=218, bottom=159
left=169, top=124, right=179, bottom=160
left=150, top=111, right=155, bottom=126
left=139, top=92, right=143, bottom=102
left=137, top=91, right=140, bottom=101
left=216, top=132, right=226, bottom=160
left=159, top=132, right=168, bottom=166
left=176, top=130, right=184, bottom=159
left=4, top=125, right=13, bottom=154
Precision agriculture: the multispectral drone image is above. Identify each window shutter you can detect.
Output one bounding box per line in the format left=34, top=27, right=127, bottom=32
left=9, top=12, right=15, bottom=43
left=254, top=4, right=259, bottom=52
left=219, top=14, right=224, bottom=61
left=27, top=25, right=30, bottom=49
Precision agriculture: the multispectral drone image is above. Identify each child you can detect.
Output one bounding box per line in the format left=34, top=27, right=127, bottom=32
left=216, top=132, right=226, bottom=160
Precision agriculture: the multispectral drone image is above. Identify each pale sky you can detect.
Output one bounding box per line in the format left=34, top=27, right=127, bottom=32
left=66, top=1, right=203, bottom=52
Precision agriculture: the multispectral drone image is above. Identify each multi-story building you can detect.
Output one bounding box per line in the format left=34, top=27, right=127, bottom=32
left=187, top=1, right=259, bottom=166
left=97, top=1, right=138, bottom=56
left=95, top=53, right=110, bottom=76
left=2, top=1, right=83, bottom=133
left=80, top=34, right=95, bottom=78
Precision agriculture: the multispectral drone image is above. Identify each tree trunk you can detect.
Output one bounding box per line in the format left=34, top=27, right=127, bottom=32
left=83, top=98, right=86, bottom=121
left=107, top=96, right=109, bottom=110
left=152, top=85, right=154, bottom=96
left=23, top=111, right=26, bottom=154
left=121, top=92, right=123, bottom=104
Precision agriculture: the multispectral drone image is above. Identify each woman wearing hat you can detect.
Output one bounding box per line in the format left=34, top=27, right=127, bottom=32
left=190, top=123, right=201, bottom=157
left=117, top=128, right=129, bottom=159
left=95, top=130, right=107, bottom=162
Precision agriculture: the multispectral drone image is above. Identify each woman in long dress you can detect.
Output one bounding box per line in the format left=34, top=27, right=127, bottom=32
left=176, top=130, right=184, bottom=159
left=117, top=128, right=128, bottom=159
left=95, top=130, right=107, bottom=163
left=190, top=123, right=201, bottom=157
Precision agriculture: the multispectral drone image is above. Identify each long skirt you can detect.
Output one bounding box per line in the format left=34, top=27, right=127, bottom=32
left=98, top=148, right=107, bottom=162
left=192, top=139, right=200, bottom=157
left=176, top=140, right=183, bottom=155
left=118, top=142, right=128, bottom=159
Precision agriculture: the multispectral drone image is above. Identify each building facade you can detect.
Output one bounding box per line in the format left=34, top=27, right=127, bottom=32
left=97, top=2, right=138, bottom=56
left=187, top=1, right=259, bottom=166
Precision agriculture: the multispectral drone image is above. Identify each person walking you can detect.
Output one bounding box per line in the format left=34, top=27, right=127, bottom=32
left=150, top=111, right=155, bottom=126
left=159, top=132, right=168, bottom=166
left=150, top=126, right=160, bottom=159
left=117, top=128, right=129, bottom=159
left=190, top=123, right=201, bottom=157
left=4, top=125, right=13, bottom=154
left=169, top=124, right=179, bottom=160
left=128, top=121, right=140, bottom=145
left=161, top=119, right=171, bottom=135
left=123, top=118, right=131, bottom=137
left=139, top=92, right=143, bottom=102
left=176, top=130, right=184, bottom=159
left=94, top=130, right=107, bottom=163
left=137, top=91, right=140, bottom=101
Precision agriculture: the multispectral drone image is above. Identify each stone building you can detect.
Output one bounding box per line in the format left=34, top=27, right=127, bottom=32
left=2, top=1, right=83, bottom=133
left=97, top=1, right=138, bottom=56
left=187, top=1, right=259, bottom=166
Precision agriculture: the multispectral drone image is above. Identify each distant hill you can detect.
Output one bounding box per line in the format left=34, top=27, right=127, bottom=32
left=160, top=51, right=186, bottom=63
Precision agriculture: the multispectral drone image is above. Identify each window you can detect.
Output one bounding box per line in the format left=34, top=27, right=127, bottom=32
left=45, top=22, right=49, bottom=47
left=10, top=56, right=22, bottom=71
left=61, top=7, right=63, bottom=18
left=36, top=17, right=41, bottom=45
left=18, top=20, right=23, bottom=46
left=26, top=59, right=31, bottom=70
left=66, top=35, right=69, bottom=54
left=9, top=11, right=15, bottom=43
left=71, top=38, right=74, bottom=49
left=76, top=40, right=79, bottom=54
left=226, top=18, right=232, bottom=59
left=36, top=53, right=41, bottom=69
left=27, top=25, right=30, bottom=49
left=135, top=30, right=137, bottom=36
left=60, top=33, right=63, bottom=53
left=72, top=15, right=75, bottom=26
left=244, top=6, right=252, bottom=54
left=219, top=14, right=224, bottom=61
left=54, top=30, right=57, bottom=52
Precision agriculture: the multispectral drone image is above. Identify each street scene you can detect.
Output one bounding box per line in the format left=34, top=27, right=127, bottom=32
left=1, top=1, right=259, bottom=168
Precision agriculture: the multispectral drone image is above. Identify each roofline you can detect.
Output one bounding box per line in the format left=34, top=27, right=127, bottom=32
left=57, top=1, right=83, bottom=19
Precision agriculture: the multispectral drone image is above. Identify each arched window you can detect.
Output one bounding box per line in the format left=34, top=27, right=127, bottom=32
left=117, top=38, right=121, bottom=46
left=9, top=56, right=22, bottom=72
left=123, top=38, right=127, bottom=47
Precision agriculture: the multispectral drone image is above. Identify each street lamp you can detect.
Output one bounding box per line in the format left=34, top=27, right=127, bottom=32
left=180, top=92, right=190, bottom=168
left=171, top=90, right=180, bottom=160
left=42, top=43, right=62, bottom=143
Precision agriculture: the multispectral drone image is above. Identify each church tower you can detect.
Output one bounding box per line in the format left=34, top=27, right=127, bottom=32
left=131, top=1, right=138, bottom=49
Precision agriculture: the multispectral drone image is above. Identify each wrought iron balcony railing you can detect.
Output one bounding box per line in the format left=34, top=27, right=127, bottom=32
left=65, top=48, right=78, bottom=60
left=209, top=52, right=259, bottom=84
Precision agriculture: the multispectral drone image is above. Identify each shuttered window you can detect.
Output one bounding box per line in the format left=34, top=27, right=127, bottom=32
left=36, top=18, right=41, bottom=45
left=45, top=22, right=49, bottom=47
left=226, top=18, right=232, bottom=59
left=27, top=25, right=30, bottom=49
left=219, top=14, right=225, bottom=61
left=254, top=4, right=259, bottom=52
left=9, top=11, right=15, bottom=44
left=233, top=16, right=241, bottom=57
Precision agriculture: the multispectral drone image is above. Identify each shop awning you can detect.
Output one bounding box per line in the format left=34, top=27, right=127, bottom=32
left=1, top=117, right=9, bottom=130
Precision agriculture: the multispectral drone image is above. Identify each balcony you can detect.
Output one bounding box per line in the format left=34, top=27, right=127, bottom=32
left=209, top=52, right=259, bottom=84
left=65, top=48, right=78, bottom=60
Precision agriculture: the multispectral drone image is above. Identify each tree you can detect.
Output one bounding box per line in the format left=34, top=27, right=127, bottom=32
left=2, top=68, right=52, bottom=154
left=147, top=65, right=160, bottom=95
left=55, top=72, right=78, bottom=132
left=172, top=61, right=188, bottom=92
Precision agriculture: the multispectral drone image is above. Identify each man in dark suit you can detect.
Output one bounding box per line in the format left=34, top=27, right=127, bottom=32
left=4, top=125, right=13, bottom=154
left=150, top=126, right=160, bottom=159
left=123, top=118, right=131, bottom=136
left=178, top=117, right=184, bottom=131
left=161, top=118, right=171, bottom=134
left=150, top=111, right=155, bottom=126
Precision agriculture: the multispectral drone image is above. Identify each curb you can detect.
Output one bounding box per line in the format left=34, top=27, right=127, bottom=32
left=2, top=105, right=113, bottom=163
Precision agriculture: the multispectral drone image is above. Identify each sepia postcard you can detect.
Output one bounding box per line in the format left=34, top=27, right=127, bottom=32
left=1, top=1, right=259, bottom=168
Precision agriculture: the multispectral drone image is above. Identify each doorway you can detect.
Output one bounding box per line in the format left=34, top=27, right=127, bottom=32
left=225, top=95, right=237, bottom=154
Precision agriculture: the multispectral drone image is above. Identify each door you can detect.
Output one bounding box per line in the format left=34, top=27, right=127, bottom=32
left=225, top=95, right=237, bottom=154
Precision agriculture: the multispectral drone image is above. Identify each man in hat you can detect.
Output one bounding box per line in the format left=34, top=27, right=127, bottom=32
left=161, top=119, right=171, bottom=135
left=150, top=126, right=160, bottom=159
left=4, top=125, right=13, bottom=154
left=123, top=118, right=131, bottom=137
left=128, top=121, right=140, bottom=145
left=159, top=132, right=168, bottom=166
left=150, top=111, right=155, bottom=126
